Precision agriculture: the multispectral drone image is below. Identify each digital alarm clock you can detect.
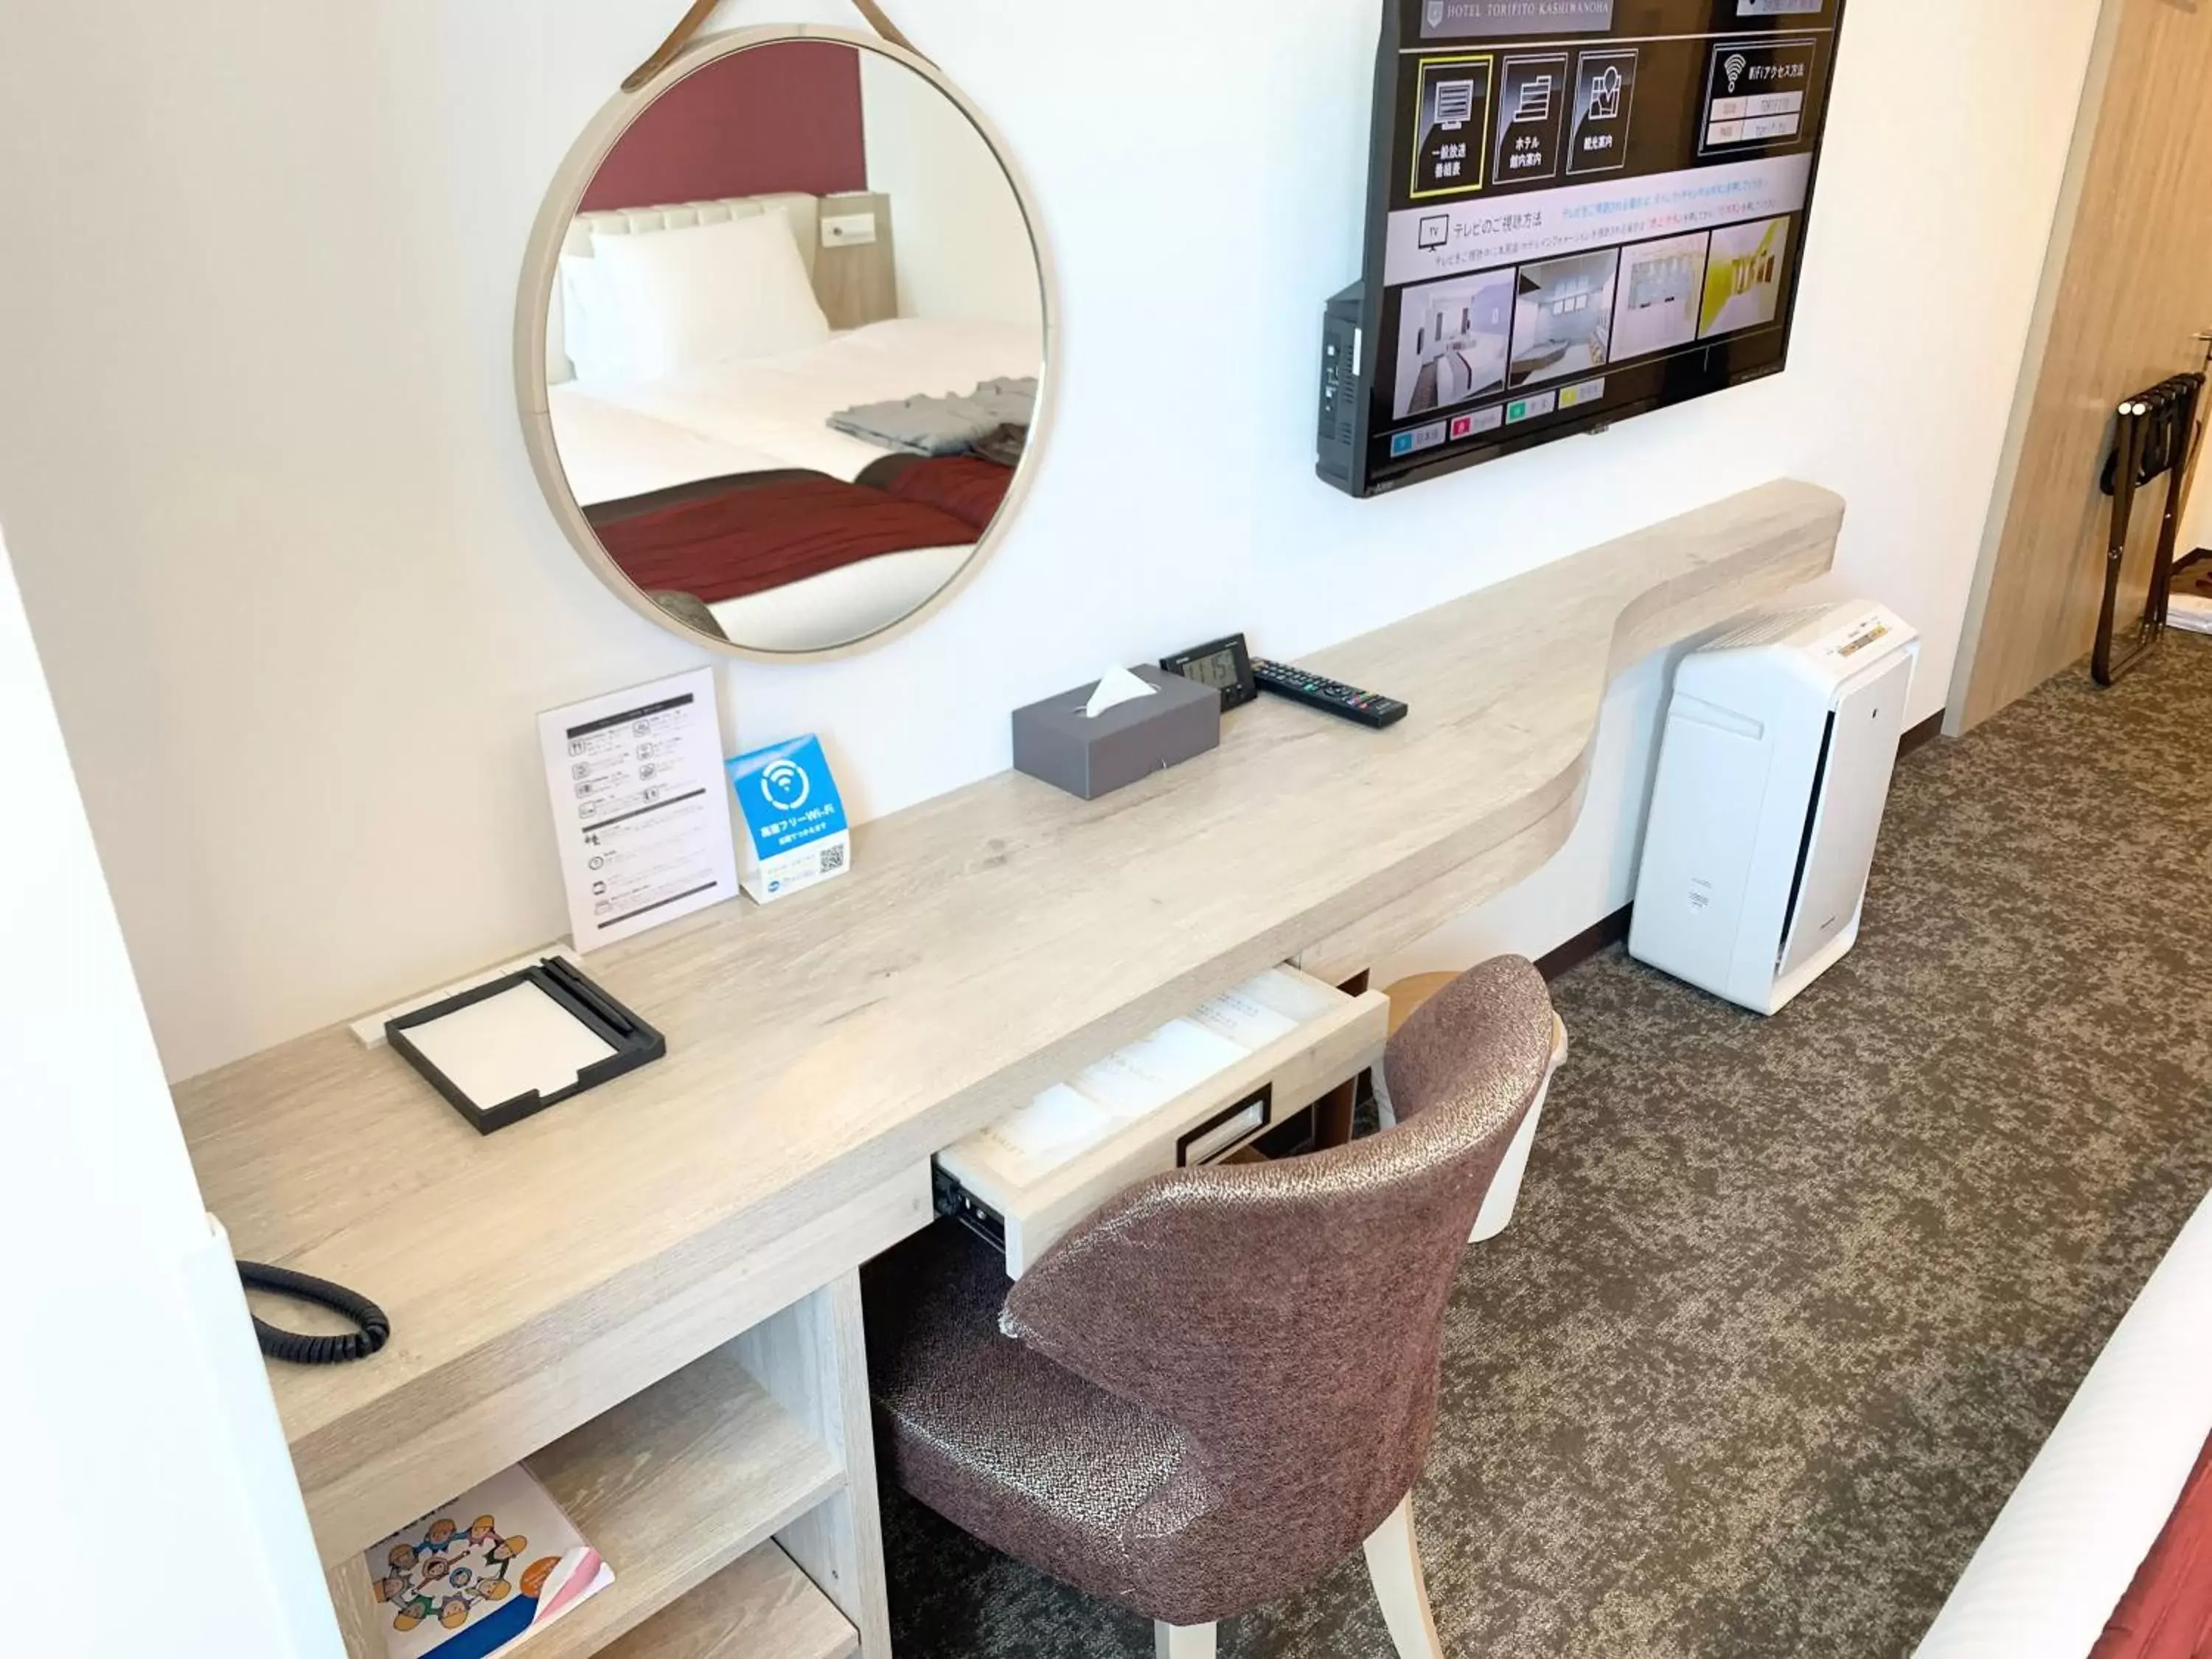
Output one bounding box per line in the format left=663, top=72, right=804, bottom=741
left=1160, top=633, right=1258, bottom=712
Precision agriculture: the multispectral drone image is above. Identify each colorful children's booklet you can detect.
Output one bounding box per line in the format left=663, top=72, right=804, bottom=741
left=364, top=1465, right=613, bottom=1659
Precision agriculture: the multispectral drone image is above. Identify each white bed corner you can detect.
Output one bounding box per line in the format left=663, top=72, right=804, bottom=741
left=1913, top=1187, right=2212, bottom=1658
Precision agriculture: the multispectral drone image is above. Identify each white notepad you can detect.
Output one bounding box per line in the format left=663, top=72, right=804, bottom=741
left=402, top=981, right=617, bottom=1114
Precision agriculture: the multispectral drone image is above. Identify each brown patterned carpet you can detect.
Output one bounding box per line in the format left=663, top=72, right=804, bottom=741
left=880, top=636, right=2212, bottom=1658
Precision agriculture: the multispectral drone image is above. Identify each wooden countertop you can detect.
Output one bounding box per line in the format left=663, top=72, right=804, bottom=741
left=175, top=479, right=1841, bottom=1559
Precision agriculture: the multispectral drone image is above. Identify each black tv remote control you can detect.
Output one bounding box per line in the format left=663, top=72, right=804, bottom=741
left=1251, top=659, right=1409, bottom=729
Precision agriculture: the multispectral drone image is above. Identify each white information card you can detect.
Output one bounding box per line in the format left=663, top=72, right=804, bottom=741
left=538, top=668, right=738, bottom=950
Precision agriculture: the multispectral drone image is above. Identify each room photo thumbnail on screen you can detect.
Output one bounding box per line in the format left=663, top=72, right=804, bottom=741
left=1394, top=270, right=1514, bottom=420
left=1509, top=248, right=1618, bottom=391
left=1610, top=232, right=1710, bottom=363
left=1701, top=216, right=1792, bottom=341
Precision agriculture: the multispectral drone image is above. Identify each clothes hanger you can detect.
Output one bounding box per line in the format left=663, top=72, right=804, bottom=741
left=625, top=0, right=923, bottom=91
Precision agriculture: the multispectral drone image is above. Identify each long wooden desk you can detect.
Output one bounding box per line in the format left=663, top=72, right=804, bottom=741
left=173, top=480, right=1842, bottom=1656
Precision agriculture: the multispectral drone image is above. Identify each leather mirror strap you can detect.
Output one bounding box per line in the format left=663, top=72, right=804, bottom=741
left=624, top=0, right=926, bottom=92
left=852, top=0, right=922, bottom=56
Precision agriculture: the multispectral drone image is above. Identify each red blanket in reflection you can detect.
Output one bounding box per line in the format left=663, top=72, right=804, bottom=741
left=588, top=459, right=1012, bottom=606
left=861, top=455, right=1017, bottom=532
left=2093, top=1433, right=2212, bottom=1659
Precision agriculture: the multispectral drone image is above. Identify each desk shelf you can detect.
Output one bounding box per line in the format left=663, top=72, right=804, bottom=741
left=597, top=1543, right=856, bottom=1659
left=324, top=1251, right=895, bottom=1659
left=511, top=1340, right=844, bottom=1659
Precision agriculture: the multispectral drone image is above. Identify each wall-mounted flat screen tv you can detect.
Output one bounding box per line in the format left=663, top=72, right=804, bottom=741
left=1318, top=0, right=1847, bottom=497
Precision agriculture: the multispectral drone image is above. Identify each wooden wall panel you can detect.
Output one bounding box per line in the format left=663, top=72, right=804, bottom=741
left=1955, top=0, right=2212, bottom=731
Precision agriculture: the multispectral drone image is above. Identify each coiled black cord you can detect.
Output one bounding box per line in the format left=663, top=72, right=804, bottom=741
left=237, top=1262, right=391, bottom=1366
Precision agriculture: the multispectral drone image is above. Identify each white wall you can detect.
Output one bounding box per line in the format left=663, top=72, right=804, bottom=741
left=0, top=0, right=2101, bottom=1080
left=0, top=535, right=338, bottom=1658
left=860, top=47, right=1044, bottom=330
left=2185, top=469, right=2212, bottom=557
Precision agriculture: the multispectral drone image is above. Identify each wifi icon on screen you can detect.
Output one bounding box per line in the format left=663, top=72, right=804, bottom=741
left=1723, top=52, right=1750, bottom=94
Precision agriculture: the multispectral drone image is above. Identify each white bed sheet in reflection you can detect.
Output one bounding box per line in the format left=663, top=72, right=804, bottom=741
left=546, top=318, right=1034, bottom=648
left=580, top=317, right=1040, bottom=488
left=546, top=389, right=781, bottom=508
left=708, top=543, right=973, bottom=653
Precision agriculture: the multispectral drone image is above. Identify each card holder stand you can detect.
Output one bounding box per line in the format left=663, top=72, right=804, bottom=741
left=388, top=959, right=667, bottom=1135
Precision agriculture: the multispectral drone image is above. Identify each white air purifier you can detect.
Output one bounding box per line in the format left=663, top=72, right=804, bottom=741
left=1630, top=602, right=1920, bottom=1015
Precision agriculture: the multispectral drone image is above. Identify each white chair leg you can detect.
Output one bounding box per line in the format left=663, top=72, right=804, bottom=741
left=1364, top=1495, right=1446, bottom=1659
left=1155, top=1621, right=1217, bottom=1658
left=1469, top=1016, right=1570, bottom=1244
left=1469, top=1088, right=1547, bottom=1243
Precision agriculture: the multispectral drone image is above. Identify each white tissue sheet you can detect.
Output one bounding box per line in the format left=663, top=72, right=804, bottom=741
left=1085, top=666, right=1160, bottom=720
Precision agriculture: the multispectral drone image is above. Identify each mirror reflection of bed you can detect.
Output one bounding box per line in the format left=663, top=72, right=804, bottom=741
left=544, top=38, right=1044, bottom=654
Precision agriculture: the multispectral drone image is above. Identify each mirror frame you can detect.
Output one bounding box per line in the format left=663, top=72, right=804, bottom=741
left=515, top=25, right=1057, bottom=662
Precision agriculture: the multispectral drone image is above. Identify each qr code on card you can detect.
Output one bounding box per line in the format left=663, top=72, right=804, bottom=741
left=820, top=843, right=846, bottom=872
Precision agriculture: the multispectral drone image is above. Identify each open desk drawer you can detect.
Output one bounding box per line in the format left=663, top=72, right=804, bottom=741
left=935, top=965, right=1388, bottom=1277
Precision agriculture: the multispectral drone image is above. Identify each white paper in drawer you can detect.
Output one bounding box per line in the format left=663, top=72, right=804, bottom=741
left=955, top=1084, right=1118, bottom=1186
left=1071, top=1018, right=1248, bottom=1118
left=1188, top=973, right=1302, bottom=1051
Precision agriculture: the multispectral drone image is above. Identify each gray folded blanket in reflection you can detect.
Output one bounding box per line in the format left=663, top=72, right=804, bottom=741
left=647, top=590, right=728, bottom=641
left=828, top=378, right=1037, bottom=457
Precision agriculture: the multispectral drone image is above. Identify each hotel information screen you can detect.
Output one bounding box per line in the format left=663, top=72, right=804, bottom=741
left=1354, top=0, right=1845, bottom=491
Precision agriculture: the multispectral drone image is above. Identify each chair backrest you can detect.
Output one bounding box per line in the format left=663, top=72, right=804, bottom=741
left=1001, top=956, right=1557, bottom=1616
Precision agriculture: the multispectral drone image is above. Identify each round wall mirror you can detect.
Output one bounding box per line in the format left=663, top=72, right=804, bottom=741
left=518, top=27, right=1050, bottom=658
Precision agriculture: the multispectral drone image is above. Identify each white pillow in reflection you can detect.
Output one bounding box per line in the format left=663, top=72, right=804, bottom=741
left=590, top=211, right=830, bottom=381
left=560, top=254, right=630, bottom=386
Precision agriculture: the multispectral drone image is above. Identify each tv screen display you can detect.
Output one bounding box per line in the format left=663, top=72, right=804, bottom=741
left=1318, top=1, right=1848, bottom=497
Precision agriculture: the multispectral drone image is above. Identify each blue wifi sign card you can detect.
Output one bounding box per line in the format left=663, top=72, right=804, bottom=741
left=728, top=734, right=851, bottom=904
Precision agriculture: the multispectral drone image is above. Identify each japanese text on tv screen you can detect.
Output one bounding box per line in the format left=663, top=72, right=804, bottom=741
left=1360, top=0, right=1844, bottom=491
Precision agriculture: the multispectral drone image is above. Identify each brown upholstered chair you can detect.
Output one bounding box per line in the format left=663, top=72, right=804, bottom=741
left=1381, top=974, right=1571, bottom=1244
left=865, top=956, right=1558, bottom=1658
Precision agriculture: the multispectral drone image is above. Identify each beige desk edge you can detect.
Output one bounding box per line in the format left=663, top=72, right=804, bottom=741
left=174, top=479, right=1842, bottom=1562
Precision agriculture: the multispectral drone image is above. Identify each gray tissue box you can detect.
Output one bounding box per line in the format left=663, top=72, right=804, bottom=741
left=1012, top=667, right=1222, bottom=801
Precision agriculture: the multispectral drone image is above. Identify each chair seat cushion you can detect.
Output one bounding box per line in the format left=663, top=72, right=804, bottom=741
left=863, top=1222, right=1213, bottom=1615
